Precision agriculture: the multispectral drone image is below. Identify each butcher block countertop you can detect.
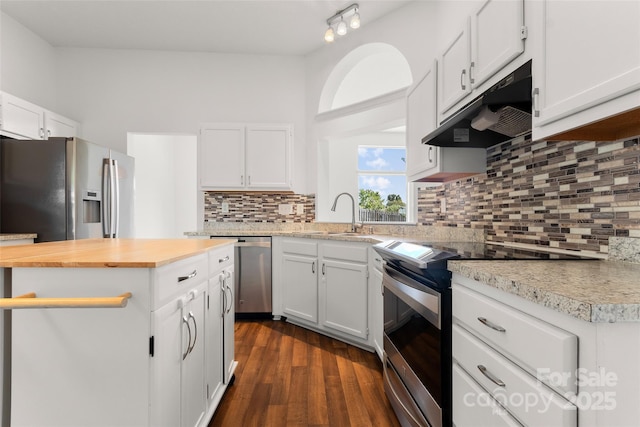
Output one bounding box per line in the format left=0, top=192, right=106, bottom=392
left=0, top=238, right=236, bottom=268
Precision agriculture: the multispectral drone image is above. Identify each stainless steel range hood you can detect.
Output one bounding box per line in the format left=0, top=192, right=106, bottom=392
left=423, top=60, right=532, bottom=149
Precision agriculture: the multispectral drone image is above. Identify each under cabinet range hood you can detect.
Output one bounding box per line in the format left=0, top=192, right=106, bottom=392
left=423, top=60, right=532, bottom=148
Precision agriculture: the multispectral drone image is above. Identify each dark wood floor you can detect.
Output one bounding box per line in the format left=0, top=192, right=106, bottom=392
left=209, top=319, right=402, bottom=427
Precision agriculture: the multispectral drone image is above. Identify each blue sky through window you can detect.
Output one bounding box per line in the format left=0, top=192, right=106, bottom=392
left=358, top=147, right=406, bottom=202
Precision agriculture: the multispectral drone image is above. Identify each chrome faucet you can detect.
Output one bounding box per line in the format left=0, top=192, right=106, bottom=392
left=330, top=192, right=360, bottom=233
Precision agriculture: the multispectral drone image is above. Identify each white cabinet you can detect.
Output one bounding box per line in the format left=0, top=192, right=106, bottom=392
left=0, top=92, right=78, bottom=139
left=321, top=242, right=369, bottom=340
left=369, top=249, right=384, bottom=360
left=10, top=246, right=235, bottom=427
left=274, top=237, right=371, bottom=348
left=199, top=123, right=292, bottom=191
left=438, top=0, right=525, bottom=118
left=281, top=238, right=319, bottom=323
left=406, top=63, right=439, bottom=182
left=531, top=0, right=640, bottom=141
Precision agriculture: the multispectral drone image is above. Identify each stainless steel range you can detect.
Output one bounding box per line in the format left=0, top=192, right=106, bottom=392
left=373, top=240, right=595, bottom=427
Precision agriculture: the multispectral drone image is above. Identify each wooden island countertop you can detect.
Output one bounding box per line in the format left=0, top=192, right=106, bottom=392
left=0, top=238, right=235, bottom=268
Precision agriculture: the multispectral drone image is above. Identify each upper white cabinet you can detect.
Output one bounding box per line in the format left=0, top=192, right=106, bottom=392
left=0, top=92, right=78, bottom=139
left=438, top=0, right=525, bottom=118
left=531, top=0, right=640, bottom=141
left=406, top=63, right=439, bottom=182
left=199, top=123, right=293, bottom=191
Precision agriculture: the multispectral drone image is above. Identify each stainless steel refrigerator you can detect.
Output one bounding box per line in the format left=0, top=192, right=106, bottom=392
left=0, top=137, right=134, bottom=242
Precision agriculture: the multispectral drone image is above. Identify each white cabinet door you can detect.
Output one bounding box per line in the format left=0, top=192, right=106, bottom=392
left=322, top=258, right=368, bottom=340
left=45, top=110, right=78, bottom=138
left=470, top=0, right=524, bottom=89
left=282, top=253, right=318, bottom=323
left=199, top=124, right=245, bottom=189
left=181, top=285, right=207, bottom=427
left=221, top=267, right=235, bottom=384
left=151, top=298, right=183, bottom=427
left=406, top=63, right=438, bottom=182
left=0, top=92, right=44, bottom=139
left=439, top=19, right=472, bottom=115
left=205, top=276, right=223, bottom=406
left=370, top=253, right=384, bottom=360
left=532, top=0, right=640, bottom=138
left=245, top=125, right=291, bottom=189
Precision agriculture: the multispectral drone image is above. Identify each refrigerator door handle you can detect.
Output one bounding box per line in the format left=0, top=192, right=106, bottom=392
left=112, top=159, right=120, bottom=238
left=102, top=159, right=111, bottom=238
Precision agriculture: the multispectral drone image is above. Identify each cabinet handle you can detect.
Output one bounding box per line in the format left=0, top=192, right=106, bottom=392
left=312, top=261, right=315, bottom=274
left=219, top=255, right=229, bottom=263
left=182, top=315, right=192, bottom=360
left=322, top=263, right=325, bottom=276
left=533, top=87, right=540, bottom=118
left=39, top=127, right=45, bottom=138
left=225, top=279, right=233, bottom=315
left=187, top=311, right=198, bottom=355
left=469, top=62, right=475, bottom=84
left=0, top=292, right=132, bottom=309
left=221, top=281, right=227, bottom=318
left=477, top=317, right=506, bottom=332
left=460, top=69, right=467, bottom=90
left=427, top=146, right=433, bottom=163
left=177, top=270, right=197, bottom=283
left=478, top=365, right=506, bottom=387
left=240, top=175, right=244, bottom=186
left=47, top=129, right=51, bottom=138
left=248, top=175, right=251, bottom=186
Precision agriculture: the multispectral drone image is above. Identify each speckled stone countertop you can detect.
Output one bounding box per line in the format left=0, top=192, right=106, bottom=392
left=450, top=260, right=640, bottom=323
left=0, top=233, right=37, bottom=241
left=189, top=229, right=391, bottom=244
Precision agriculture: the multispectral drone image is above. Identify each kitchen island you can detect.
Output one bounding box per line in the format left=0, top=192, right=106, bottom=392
left=0, top=238, right=236, bottom=427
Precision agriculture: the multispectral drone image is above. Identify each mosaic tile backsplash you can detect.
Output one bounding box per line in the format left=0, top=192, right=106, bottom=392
left=204, top=192, right=315, bottom=223
left=418, top=136, right=640, bottom=253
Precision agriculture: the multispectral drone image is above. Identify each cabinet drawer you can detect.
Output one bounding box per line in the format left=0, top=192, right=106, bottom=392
left=208, top=243, right=234, bottom=274
left=453, top=363, right=522, bottom=427
left=282, top=238, right=317, bottom=256
left=153, top=254, right=208, bottom=309
left=453, top=325, right=577, bottom=427
left=453, top=284, right=577, bottom=395
left=322, top=242, right=367, bottom=263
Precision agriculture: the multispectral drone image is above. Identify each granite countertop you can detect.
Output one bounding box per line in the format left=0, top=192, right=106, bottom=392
left=188, top=229, right=392, bottom=244
left=450, top=260, right=640, bottom=323
left=0, top=233, right=37, bottom=241
left=0, top=238, right=236, bottom=268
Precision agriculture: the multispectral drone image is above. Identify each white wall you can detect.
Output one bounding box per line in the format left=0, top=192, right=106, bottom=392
left=0, top=14, right=308, bottom=193
left=0, top=12, right=57, bottom=110
left=127, top=133, right=198, bottom=238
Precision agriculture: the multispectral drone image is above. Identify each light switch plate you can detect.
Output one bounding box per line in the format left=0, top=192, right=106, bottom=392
left=221, top=202, right=229, bottom=213
left=296, top=204, right=305, bottom=214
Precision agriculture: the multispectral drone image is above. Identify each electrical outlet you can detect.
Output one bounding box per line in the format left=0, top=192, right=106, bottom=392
left=440, top=198, right=446, bottom=214
left=221, top=202, right=229, bottom=213
left=278, top=204, right=293, bottom=215
left=296, top=204, right=305, bottom=215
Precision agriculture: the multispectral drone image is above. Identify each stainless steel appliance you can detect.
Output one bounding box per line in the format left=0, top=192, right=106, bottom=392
left=212, top=236, right=272, bottom=316
left=0, top=137, right=134, bottom=242
left=423, top=60, right=532, bottom=148
left=374, top=240, right=596, bottom=427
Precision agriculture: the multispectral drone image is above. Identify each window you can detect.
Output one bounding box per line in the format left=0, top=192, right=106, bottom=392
left=358, top=146, right=407, bottom=222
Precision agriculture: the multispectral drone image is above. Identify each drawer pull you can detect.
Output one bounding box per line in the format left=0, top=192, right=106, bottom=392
left=478, top=365, right=505, bottom=387
left=178, top=270, right=197, bottom=282
left=478, top=317, right=506, bottom=332
left=219, top=256, right=230, bottom=263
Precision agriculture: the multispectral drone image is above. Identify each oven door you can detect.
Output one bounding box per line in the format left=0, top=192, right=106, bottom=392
left=383, top=264, right=443, bottom=427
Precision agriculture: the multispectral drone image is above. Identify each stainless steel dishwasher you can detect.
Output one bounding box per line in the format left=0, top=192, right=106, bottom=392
left=214, top=236, right=272, bottom=317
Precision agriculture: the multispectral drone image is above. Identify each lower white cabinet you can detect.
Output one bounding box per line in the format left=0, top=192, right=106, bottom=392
left=10, top=245, right=236, bottom=427
left=274, top=237, right=371, bottom=349
left=452, top=273, right=640, bottom=427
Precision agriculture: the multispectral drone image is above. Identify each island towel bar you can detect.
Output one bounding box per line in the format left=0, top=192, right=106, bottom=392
left=0, top=292, right=133, bottom=309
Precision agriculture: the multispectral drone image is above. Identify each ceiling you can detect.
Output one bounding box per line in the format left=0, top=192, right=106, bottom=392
left=0, top=0, right=413, bottom=56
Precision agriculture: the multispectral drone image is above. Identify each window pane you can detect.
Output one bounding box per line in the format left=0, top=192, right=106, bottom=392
left=358, top=147, right=406, bottom=172
left=358, top=174, right=407, bottom=222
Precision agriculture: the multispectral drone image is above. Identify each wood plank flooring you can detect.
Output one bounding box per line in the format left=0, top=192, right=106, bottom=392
left=209, top=319, right=401, bottom=427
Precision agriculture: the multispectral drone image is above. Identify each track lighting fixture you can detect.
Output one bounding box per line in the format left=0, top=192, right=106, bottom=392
left=324, top=3, right=360, bottom=43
